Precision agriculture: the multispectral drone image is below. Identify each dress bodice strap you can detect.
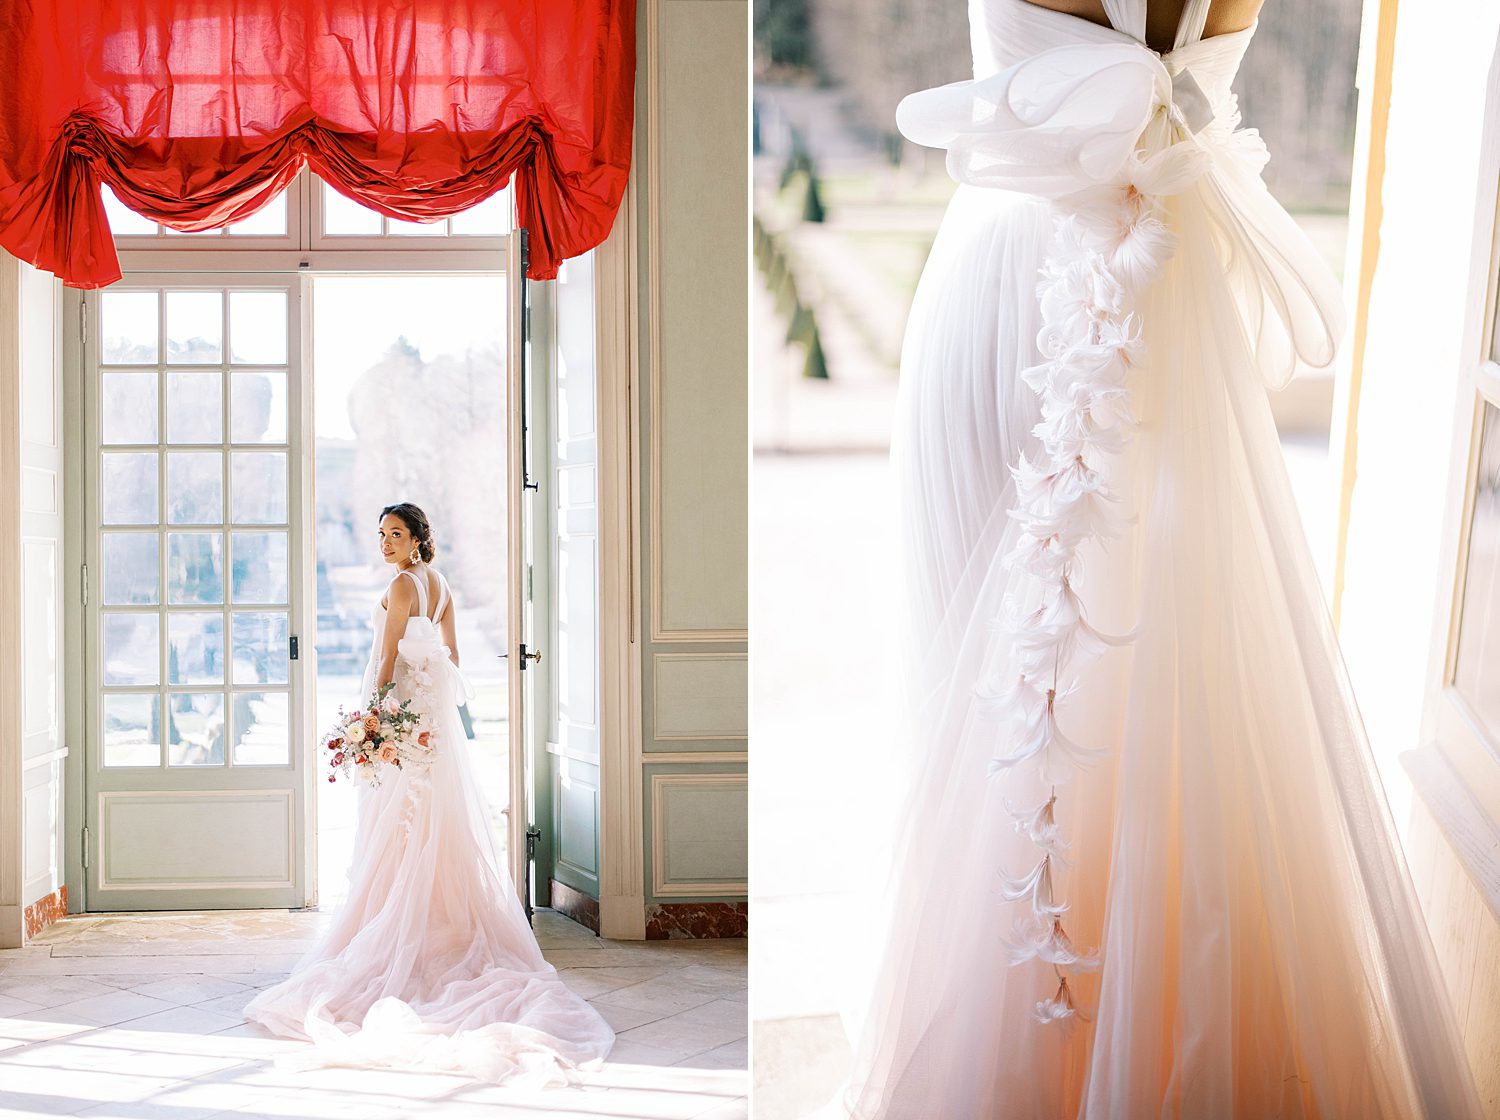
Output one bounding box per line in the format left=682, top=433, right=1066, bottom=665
left=401, top=568, right=430, bottom=619
left=1171, top=0, right=1216, bottom=50
left=400, top=567, right=451, bottom=622
left=1101, top=0, right=1215, bottom=48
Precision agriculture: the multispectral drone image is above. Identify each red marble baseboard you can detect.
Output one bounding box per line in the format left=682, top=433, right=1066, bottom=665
left=547, top=879, right=601, bottom=934
left=23, top=885, right=67, bottom=941
left=646, top=901, right=748, bottom=940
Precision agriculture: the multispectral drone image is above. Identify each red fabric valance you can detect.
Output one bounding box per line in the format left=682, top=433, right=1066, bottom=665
left=0, top=1, right=636, bottom=288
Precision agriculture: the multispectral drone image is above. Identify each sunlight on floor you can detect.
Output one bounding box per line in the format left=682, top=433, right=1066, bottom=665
left=0, top=910, right=746, bottom=1119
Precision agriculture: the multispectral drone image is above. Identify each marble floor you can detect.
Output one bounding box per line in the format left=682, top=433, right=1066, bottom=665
left=0, top=909, right=747, bottom=1119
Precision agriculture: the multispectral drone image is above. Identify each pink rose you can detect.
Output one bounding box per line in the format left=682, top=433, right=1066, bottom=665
left=377, top=744, right=398, bottom=764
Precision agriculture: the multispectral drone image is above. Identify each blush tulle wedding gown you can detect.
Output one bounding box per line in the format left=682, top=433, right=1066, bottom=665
left=243, top=567, right=614, bottom=1085
left=820, top=0, right=1486, bottom=1117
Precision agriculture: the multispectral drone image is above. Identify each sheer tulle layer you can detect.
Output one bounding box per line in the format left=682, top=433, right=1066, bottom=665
left=829, top=164, right=1482, bottom=1118
left=243, top=614, right=613, bottom=1086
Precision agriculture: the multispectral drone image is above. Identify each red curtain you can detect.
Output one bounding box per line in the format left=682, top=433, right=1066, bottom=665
left=0, top=1, right=635, bottom=288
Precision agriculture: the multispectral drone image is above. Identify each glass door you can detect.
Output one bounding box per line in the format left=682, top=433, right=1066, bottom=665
left=82, top=276, right=306, bottom=910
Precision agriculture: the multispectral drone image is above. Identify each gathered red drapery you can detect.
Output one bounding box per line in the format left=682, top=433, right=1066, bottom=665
left=0, top=0, right=635, bottom=288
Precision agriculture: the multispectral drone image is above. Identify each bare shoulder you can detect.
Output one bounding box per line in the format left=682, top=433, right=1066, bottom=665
left=381, top=571, right=416, bottom=610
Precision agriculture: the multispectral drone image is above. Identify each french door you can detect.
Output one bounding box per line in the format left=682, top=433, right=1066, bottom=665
left=81, top=275, right=307, bottom=909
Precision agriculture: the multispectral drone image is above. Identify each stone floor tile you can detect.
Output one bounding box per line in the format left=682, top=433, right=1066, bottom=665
left=122, top=976, right=253, bottom=1006
left=592, top=976, right=722, bottom=1017
left=0, top=976, right=119, bottom=1010
left=555, top=965, right=674, bottom=999
left=108, top=1004, right=247, bottom=1037
left=599, top=1036, right=706, bottom=1067
left=10, top=990, right=179, bottom=1028
left=593, top=1001, right=666, bottom=1033
left=675, top=1037, right=748, bottom=1070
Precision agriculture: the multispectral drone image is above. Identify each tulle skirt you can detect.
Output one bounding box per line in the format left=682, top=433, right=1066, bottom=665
left=827, top=180, right=1483, bottom=1119
left=242, top=646, right=614, bottom=1086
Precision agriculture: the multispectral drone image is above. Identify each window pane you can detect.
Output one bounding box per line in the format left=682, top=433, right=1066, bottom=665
left=101, top=186, right=159, bottom=236
left=102, top=614, right=159, bottom=686
left=231, top=371, right=287, bottom=444
left=231, top=451, right=288, bottom=524
left=166, top=692, right=225, bottom=766
left=232, top=531, right=288, bottom=604
left=166, top=371, right=223, bottom=443
left=451, top=187, right=512, bottom=236
left=387, top=216, right=446, bottom=237
left=232, top=692, right=289, bottom=765
left=101, top=371, right=158, bottom=444
left=232, top=611, right=289, bottom=685
left=101, top=452, right=158, bottom=525
left=225, top=195, right=287, bottom=236
left=101, top=291, right=159, bottom=365
left=168, top=612, right=225, bottom=685
left=102, top=533, right=160, bottom=605
left=322, top=185, right=383, bottom=235
left=166, top=291, right=223, bottom=364
left=229, top=291, right=288, bottom=365
left=166, top=452, right=223, bottom=525
left=167, top=532, right=224, bottom=604
left=1454, top=400, right=1500, bottom=731
left=102, top=694, right=161, bottom=767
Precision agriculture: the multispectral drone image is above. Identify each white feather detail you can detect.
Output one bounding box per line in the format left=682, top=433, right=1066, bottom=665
left=1005, top=915, right=1102, bottom=970
left=999, top=854, right=1068, bottom=917
left=1005, top=793, right=1070, bottom=858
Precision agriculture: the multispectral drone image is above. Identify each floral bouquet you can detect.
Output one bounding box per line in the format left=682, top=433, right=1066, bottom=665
left=322, top=683, right=433, bottom=787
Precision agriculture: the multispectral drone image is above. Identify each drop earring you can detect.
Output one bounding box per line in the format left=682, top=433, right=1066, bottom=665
left=408, top=546, right=420, bottom=566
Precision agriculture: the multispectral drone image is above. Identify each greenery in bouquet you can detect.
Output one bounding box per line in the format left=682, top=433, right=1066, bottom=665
left=323, top=683, right=431, bottom=787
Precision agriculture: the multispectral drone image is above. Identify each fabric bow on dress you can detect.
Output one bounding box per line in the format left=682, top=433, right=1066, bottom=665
left=895, top=36, right=1346, bottom=1026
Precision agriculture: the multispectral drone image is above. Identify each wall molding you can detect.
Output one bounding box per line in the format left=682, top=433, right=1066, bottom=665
left=95, top=788, right=295, bottom=892
left=649, top=772, right=748, bottom=898
left=651, top=651, right=748, bottom=740
left=644, top=0, right=748, bottom=647
left=642, top=751, right=746, bottom=766
left=595, top=41, right=648, bottom=939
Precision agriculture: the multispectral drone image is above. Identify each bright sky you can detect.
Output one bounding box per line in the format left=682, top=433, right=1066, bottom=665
left=312, top=275, right=507, bottom=439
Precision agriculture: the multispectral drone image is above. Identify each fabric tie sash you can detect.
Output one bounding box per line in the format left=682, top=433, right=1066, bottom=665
left=396, top=622, right=477, bottom=711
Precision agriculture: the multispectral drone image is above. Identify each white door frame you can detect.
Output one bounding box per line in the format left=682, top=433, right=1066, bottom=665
left=0, top=168, right=642, bottom=932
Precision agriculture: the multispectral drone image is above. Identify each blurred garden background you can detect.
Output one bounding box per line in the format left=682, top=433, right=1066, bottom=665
left=750, top=1, right=1363, bottom=1115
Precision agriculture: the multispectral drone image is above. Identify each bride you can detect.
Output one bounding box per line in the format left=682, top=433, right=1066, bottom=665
left=817, top=0, right=1487, bottom=1116
left=243, top=502, right=614, bottom=1085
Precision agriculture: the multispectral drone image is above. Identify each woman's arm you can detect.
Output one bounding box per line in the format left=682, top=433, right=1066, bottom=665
left=373, top=576, right=416, bottom=690
left=439, top=597, right=460, bottom=669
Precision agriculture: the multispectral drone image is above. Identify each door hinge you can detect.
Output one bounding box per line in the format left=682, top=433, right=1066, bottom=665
left=80, top=563, right=88, bottom=606
left=81, top=825, right=90, bottom=869
left=289, top=635, right=299, bottom=661
left=526, top=563, right=533, bottom=601
left=79, top=299, right=86, bottom=343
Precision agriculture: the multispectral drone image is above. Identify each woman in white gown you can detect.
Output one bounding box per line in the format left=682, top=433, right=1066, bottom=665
left=243, top=503, right=614, bottom=1085
left=820, top=0, right=1487, bottom=1116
